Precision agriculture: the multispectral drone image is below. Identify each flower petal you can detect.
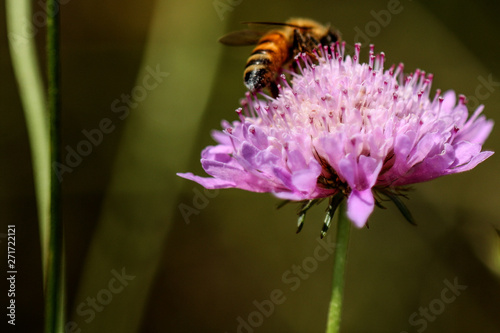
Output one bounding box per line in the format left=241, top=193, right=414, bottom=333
left=176, top=172, right=236, bottom=189
left=291, top=160, right=322, bottom=192
left=447, top=150, right=494, bottom=173
left=451, top=141, right=482, bottom=167
left=347, top=189, right=375, bottom=228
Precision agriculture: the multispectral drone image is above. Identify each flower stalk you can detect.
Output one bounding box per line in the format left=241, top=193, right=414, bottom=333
left=45, top=0, right=65, bottom=331
left=325, top=200, right=350, bottom=333
left=6, top=0, right=51, bottom=277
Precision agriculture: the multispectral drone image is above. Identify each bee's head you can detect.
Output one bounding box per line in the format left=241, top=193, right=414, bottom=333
left=320, top=27, right=341, bottom=46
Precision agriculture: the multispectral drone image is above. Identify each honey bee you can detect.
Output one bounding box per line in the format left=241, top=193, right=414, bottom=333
left=219, top=18, right=340, bottom=97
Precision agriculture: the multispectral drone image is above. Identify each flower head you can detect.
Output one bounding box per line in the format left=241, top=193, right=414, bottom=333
left=178, top=43, right=494, bottom=229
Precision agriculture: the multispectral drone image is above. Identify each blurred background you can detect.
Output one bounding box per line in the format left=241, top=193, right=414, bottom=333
left=1, top=0, right=500, bottom=332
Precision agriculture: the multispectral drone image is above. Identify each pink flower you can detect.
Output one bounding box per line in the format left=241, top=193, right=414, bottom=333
left=178, top=43, right=494, bottom=229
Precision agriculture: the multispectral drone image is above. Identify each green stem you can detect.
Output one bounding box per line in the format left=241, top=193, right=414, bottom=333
left=6, top=0, right=50, bottom=279
left=45, top=0, right=65, bottom=332
left=325, top=200, right=351, bottom=333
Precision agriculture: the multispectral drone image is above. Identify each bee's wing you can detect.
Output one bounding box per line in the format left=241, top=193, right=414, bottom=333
left=242, top=21, right=312, bottom=30
left=218, top=30, right=265, bottom=46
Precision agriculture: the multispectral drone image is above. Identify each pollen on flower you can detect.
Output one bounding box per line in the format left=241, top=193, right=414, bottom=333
left=178, top=42, right=494, bottom=230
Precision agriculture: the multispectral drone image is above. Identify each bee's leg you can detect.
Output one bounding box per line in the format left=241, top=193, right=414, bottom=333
left=268, top=66, right=285, bottom=98
left=304, top=35, right=320, bottom=52
left=289, top=30, right=307, bottom=75
left=293, top=29, right=320, bottom=60
left=292, top=29, right=308, bottom=58
left=269, top=81, right=279, bottom=98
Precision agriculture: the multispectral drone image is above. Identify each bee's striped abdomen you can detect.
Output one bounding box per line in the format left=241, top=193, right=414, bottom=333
left=244, top=31, right=290, bottom=92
